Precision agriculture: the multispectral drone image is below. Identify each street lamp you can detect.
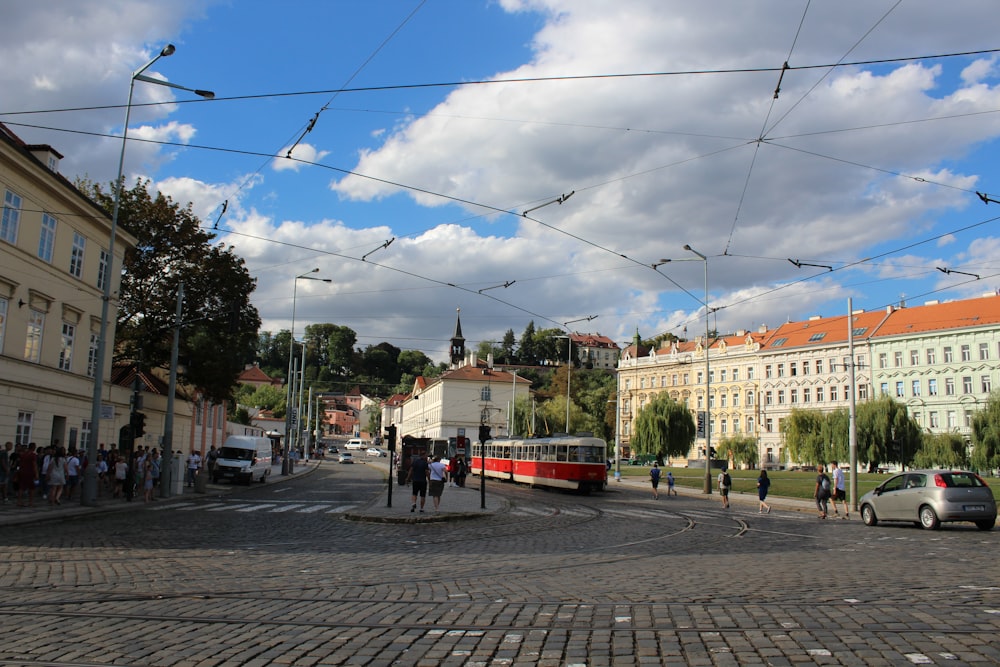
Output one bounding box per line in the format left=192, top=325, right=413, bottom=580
left=283, top=269, right=331, bottom=474
left=557, top=316, right=597, bottom=435
left=84, top=44, right=214, bottom=506
left=655, top=246, right=712, bottom=494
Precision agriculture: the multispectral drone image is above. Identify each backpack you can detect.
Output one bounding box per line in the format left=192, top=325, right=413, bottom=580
left=820, top=475, right=831, bottom=496
left=722, top=472, right=731, bottom=487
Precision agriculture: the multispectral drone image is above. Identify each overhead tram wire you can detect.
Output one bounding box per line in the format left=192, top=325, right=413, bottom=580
left=6, top=45, right=1000, bottom=120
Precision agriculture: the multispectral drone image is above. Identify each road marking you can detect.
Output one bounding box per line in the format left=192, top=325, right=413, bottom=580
left=269, top=504, right=305, bottom=512
left=236, top=504, right=278, bottom=512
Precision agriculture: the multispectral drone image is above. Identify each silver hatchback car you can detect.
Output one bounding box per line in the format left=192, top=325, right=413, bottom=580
left=859, top=470, right=997, bottom=530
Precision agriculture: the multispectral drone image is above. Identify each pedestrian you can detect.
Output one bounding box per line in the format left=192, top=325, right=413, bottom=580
left=718, top=467, right=731, bottom=508
left=46, top=446, right=67, bottom=505
left=815, top=464, right=831, bottom=519
left=114, top=456, right=128, bottom=498
left=207, top=445, right=219, bottom=479
left=186, top=449, right=202, bottom=487
left=149, top=449, right=161, bottom=492
left=16, top=443, right=38, bottom=507
left=0, top=441, right=10, bottom=504
left=143, top=459, right=154, bottom=502
left=64, top=448, right=81, bottom=500
left=39, top=444, right=52, bottom=503
left=428, top=455, right=449, bottom=511
left=453, top=456, right=467, bottom=488
left=666, top=471, right=677, bottom=496
left=649, top=462, right=661, bottom=499
left=407, top=454, right=430, bottom=513
left=829, top=460, right=849, bottom=519
left=756, top=469, right=771, bottom=513
left=95, top=456, right=108, bottom=497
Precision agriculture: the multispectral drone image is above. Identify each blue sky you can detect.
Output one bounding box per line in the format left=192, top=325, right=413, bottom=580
left=3, top=0, right=1000, bottom=363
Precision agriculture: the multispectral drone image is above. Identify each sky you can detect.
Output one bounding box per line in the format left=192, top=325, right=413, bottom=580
left=3, top=0, right=1000, bottom=364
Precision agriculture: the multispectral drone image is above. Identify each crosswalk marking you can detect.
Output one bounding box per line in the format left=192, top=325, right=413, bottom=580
left=269, top=504, right=305, bottom=512
left=147, top=500, right=360, bottom=515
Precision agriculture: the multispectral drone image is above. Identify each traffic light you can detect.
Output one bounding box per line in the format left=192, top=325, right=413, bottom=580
left=384, top=424, right=397, bottom=452
left=131, top=412, right=146, bottom=438
left=478, top=424, right=491, bottom=444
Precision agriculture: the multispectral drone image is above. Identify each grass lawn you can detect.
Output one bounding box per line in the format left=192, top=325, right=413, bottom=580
left=616, top=466, right=1000, bottom=501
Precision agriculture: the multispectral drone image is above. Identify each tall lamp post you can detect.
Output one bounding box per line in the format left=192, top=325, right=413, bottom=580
left=84, top=44, right=213, bottom=506
left=283, top=269, right=331, bottom=474
left=655, top=246, right=712, bottom=494
left=557, top=315, right=597, bottom=435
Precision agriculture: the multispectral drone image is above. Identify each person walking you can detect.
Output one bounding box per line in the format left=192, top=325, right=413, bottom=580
left=756, top=469, right=771, bottom=513
left=186, top=449, right=201, bottom=488
left=814, top=464, right=832, bottom=519
left=407, top=454, right=430, bottom=513
left=428, top=455, right=449, bottom=512
left=16, top=443, right=39, bottom=507
left=453, top=456, right=467, bottom=488
left=666, top=471, right=677, bottom=496
left=46, top=446, right=67, bottom=505
left=829, top=460, right=849, bottom=519
left=718, top=467, right=732, bottom=508
left=649, top=462, right=661, bottom=499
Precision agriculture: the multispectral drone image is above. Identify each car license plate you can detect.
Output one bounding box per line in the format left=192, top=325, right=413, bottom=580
left=964, top=505, right=986, bottom=512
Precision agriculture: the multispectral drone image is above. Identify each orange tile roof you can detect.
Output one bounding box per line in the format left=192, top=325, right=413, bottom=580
left=873, top=294, right=1000, bottom=337
left=761, top=309, right=890, bottom=350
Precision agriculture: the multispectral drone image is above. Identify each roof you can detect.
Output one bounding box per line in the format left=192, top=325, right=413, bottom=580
left=237, top=365, right=276, bottom=384
left=873, top=295, right=1000, bottom=337
left=760, top=309, right=889, bottom=351
left=570, top=332, right=619, bottom=349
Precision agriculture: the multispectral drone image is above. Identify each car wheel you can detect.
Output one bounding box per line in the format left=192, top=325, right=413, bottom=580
left=975, top=518, right=995, bottom=531
left=919, top=505, right=940, bottom=530
left=861, top=504, right=878, bottom=526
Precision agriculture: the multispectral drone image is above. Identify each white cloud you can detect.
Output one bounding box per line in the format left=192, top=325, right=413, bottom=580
left=273, top=143, right=330, bottom=172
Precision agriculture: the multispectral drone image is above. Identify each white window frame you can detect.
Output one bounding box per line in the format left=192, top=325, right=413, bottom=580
left=38, top=213, right=57, bottom=263
left=25, top=309, right=44, bottom=363
left=59, top=322, right=75, bottom=371
left=2, top=190, right=21, bottom=244
left=70, top=232, right=86, bottom=278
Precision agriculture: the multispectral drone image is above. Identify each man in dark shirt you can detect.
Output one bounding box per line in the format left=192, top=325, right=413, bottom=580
left=407, top=455, right=430, bottom=513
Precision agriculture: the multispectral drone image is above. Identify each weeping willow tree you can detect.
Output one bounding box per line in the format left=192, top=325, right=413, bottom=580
left=913, top=432, right=967, bottom=469
left=631, top=395, right=695, bottom=461
left=716, top=435, right=758, bottom=468
left=972, top=393, right=1000, bottom=473
left=781, top=408, right=827, bottom=464
left=855, top=395, right=921, bottom=471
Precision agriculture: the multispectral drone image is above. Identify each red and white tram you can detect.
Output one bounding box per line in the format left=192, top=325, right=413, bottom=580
left=470, top=435, right=608, bottom=493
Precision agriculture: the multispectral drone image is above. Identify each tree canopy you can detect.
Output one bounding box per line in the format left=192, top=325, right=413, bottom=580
left=79, top=178, right=259, bottom=404
left=631, top=395, right=695, bottom=461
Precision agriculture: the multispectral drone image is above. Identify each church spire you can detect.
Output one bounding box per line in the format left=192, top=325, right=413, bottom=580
left=450, top=307, right=466, bottom=366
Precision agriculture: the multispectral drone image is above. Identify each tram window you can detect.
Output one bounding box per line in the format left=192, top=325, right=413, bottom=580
left=558, top=446, right=569, bottom=462
left=584, top=447, right=600, bottom=463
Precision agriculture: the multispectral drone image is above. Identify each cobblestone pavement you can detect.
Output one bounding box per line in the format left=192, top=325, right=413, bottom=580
left=0, top=460, right=996, bottom=666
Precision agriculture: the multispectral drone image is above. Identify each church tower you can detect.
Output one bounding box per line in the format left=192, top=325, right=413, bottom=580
left=450, top=308, right=466, bottom=367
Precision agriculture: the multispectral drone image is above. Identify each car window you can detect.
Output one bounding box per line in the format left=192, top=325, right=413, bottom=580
left=881, top=475, right=905, bottom=493
left=938, top=472, right=984, bottom=488
left=904, top=474, right=926, bottom=489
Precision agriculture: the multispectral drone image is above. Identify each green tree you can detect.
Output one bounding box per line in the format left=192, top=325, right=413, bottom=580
left=914, top=432, right=968, bottom=469
left=855, top=396, right=921, bottom=471
left=781, top=408, right=827, bottom=464
left=632, top=395, right=695, bottom=461
left=716, top=435, right=758, bottom=468
left=821, top=407, right=851, bottom=463
left=79, top=177, right=259, bottom=404
left=971, top=393, right=1000, bottom=473
left=324, top=325, right=358, bottom=376
left=518, top=321, right=538, bottom=365
left=500, top=328, right=518, bottom=364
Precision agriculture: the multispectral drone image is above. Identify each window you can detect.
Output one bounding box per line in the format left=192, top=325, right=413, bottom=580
left=765, top=391, right=773, bottom=405
left=59, top=322, right=75, bottom=371
left=97, top=249, right=110, bottom=291
left=894, top=351, right=903, bottom=367
left=961, top=345, right=971, bottom=362
left=721, top=418, right=727, bottom=435
left=831, top=385, right=839, bottom=401
left=911, top=380, right=920, bottom=396
left=683, top=373, right=689, bottom=385
left=765, top=418, right=773, bottom=433
left=878, top=352, right=887, bottom=369
left=24, top=310, right=44, bottom=362
left=815, top=359, right=823, bottom=374
left=772, top=337, right=788, bottom=347
left=844, top=357, right=852, bottom=371
left=945, top=378, right=955, bottom=396
left=803, top=388, right=811, bottom=403
left=660, top=375, right=667, bottom=388
left=880, top=381, right=889, bottom=395
left=732, top=367, right=739, bottom=381
left=926, top=348, right=936, bottom=364
left=746, top=392, right=755, bottom=407
left=70, top=232, right=86, bottom=278
left=980, top=343, right=989, bottom=360
left=671, top=374, right=677, bottom=386
left=777, top=390, right=785, bottom=404
left=808, top=332, right=826, bottom=342
left=696, top=371, right=703, bottom=384
left=87, top=332, right=99, bottom=377
left=0, top=297, right=6, bottom=354
left=708, top=370, right=715, bottom=383
left=747, top=367, right=754, bottom=380
left=640, top=377, right=645, bottom=389
left=790, top=362, right=797, bottom=376
left=708, top=394, right=715, bottom=409
left=720, top=393, right=727, bottom=408
left=983, top=376, right=992, bottom=394
left=801, top=362, right=809, bottom=376
left=732, top=391, right=739, bottom=407
left=697, top=395, right=704, bottom=409
left=720, top=369, right=727, bottom=382
left=928, top=379, right=938, bottom=396
left=625, top=379, right=631, bottom=390
left=895, top=381, right=904, bottom=397
left=910, top=349, right=918, bottom=366
left=790, top=389, right=798, bottom=403
left=15, top=411, right=32, bottom=446
left=963, top=376, right=973, bottom=394
left=777, top=364, right=784, bottom=377
left=765, top=365, right=773, bottom=379
left=947, top=411, right=957, bottom=430
left=480, top=386, right=491, bottom=401
left=38, top=213, right=57, bottom=262
left=943, top=346, right=953, bottom=363
left=816, top=386, right=825, bottom=402
left=2, top=190, right=22, bottom=243
left=733, top=417, right=740, bottom=433
left=929, top=411, right=939, bottom=428
left=858, top=385, right=868, bottom=400
left=747, top=416, right=754, bottom=433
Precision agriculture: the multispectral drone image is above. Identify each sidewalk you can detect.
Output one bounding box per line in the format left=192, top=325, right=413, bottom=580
left=0, top=458, right=323, bottom=528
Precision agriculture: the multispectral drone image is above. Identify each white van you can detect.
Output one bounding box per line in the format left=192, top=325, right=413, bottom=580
left=213, top=435, right=273, bottom=484
left=345, top=438, right=368, bottom=450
